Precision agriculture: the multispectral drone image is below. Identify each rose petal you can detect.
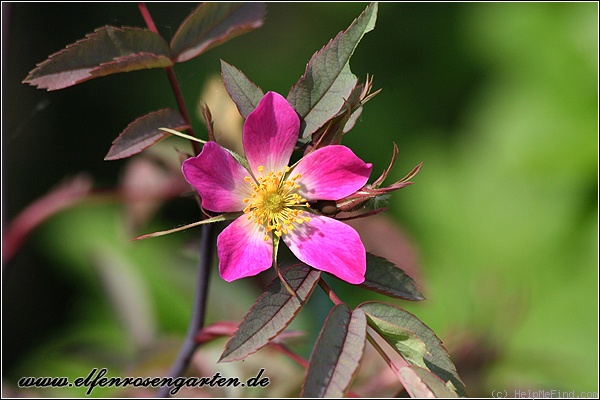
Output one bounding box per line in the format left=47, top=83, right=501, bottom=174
left=218, top=216, right=273, bottom=282
left=243, top=91, right=299, bottom=175
left=282, top=214, right=366, bottom=284
left=182, top=142, right=252, bottom=212
left=292, top=145, right=372, bottom=201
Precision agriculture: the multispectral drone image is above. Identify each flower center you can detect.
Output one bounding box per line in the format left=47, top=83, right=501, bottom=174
left=243, top=166, right=311, bottom=241
left=264, top=193, right=284, bottom=213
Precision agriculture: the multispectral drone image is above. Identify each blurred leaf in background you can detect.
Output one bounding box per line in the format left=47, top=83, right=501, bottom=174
left=3, top=2, right=597, bottom=397
left=389, top=1, right=598, bottom=394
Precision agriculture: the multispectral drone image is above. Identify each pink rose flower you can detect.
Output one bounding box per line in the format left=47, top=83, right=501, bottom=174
left=182, top=92, right=372, bottom=284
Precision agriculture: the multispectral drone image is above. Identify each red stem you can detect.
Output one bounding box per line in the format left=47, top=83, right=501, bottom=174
left=137, top=2, right=200, bottom=155
left=164, top=67, right=201, bottom=155
left=138, top=2, right=158, bottom=33
left=366, top=333, right=411, bottom=395
left=269, top=342, right=361, bottom=397
left=269, top=343, right=309, bottom=369
left=317, top=278, right=344, bottom=306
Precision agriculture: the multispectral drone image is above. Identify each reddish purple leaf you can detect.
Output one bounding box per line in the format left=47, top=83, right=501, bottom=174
left=23, top=26, right=172, bottom=91
left=361, top=253, right=424, bottom=301
left=301, top=305, right=367, bottom=397
left=219, top=264, right=321, bottom=362
left=171, top=3, right=266, bottom=63
left=195, top=321, right=239, bottom=344
left=195, top=321, right=305, bottom=346
left=105, top=108, right=189, bottom=160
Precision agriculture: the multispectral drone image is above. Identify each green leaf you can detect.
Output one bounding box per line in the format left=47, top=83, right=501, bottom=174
left=308, top=76, right=379, bottom=151
left=219, top=264, right=321, bottom=362
left=362, top=305, right=429, bottom=368
left=104, top=108, right=188, bottom=160
left=23, top=26, right=172, bottom=91
left=170, top=3, right=266, bottom=63
left=361, top=253, right=424, bottom=301
left=399, top=366, right=459, bottom=398
left=301, top=305, right=367, bottom=398
left=287, top=2, right=378, bottom=141
left=220, top=60, right=264, bottom=118
left=359, top=301, right=466, bottom=396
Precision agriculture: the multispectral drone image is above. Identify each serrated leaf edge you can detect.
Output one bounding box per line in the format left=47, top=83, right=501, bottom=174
left=104, top=108, right=188, bottom=160
left=219, top=264, right=321, bottom=362
left=23, top=26, right=171, bottom=90
left=359, top=301, right=466, bottom=394
left=301, top=305, right=367, bottom=397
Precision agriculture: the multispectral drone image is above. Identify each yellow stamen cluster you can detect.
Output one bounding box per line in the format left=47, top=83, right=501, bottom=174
left=243, top=166, right=311, bottom=241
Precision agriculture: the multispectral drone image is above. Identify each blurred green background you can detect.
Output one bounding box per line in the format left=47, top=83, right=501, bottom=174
left=3, top=2, right=597, bottom=397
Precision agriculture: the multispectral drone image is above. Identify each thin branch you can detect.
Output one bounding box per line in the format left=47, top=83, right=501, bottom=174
left=137, top=2, right=158, bottom=33
left=366, top=331, right=411, bottom=394
left=164, top=67, right=201, bottom=155
left=269, top=342, right=309, bottom=369
left=155, top=222, right=217, bottom=397
left=317, top=278, right=344, bottom=306
left=137, top=2, right=200, bottom=156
